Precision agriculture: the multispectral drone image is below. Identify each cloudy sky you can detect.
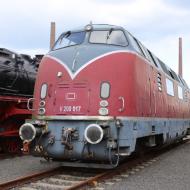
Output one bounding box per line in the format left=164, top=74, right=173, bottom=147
left=0, top=0, right=190, bottom=85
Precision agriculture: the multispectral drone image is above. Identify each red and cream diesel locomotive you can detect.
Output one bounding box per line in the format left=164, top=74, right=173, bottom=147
left=19, top=24, right=190, bottom=168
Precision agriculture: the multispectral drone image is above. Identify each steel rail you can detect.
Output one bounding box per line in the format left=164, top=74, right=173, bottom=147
left=0, top=166, right=63, bottom=190
left=65, top=158, right=145, bottom=190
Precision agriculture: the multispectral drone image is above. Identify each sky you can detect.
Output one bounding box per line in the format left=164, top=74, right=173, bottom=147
left=0, top=0, right=190, bottom=85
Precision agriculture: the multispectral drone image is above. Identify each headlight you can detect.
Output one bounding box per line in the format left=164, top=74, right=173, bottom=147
left=99, top=108, right=109, bottom=116
left=85, top=24, right=93, bottom=31
left=38, top=108, right=46, bottom=115
left=57, top=71, right=63, bottom=78
left=40, top=83, right=48, bottom=99
left=84, top=124, right=104, bottom=144
left=19, top=123, right=42, bottom=142
left=39, top=100, right=46, bottom=107
left=19, top=123, right=36, bottom=142
left=100, top=100, right=108, bottom=107
left=100, top=82, right=110, bottom=99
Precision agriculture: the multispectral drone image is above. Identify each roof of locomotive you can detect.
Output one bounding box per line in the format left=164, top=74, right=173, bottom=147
left=63, top=24, right=125, bottom=33
left=54, top=24, right=189, bottom=89
left=88, top=24, right=124, bottom=30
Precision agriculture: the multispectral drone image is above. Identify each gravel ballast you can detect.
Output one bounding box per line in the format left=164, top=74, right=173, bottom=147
left=0, top=155, right=61, bottom=183
left=103, top=141, right=190, bottom=190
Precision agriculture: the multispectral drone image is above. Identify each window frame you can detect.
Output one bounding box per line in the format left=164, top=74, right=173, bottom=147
left=127, top=33, right=145, bottom=56
left=147, top=50, right=158, bottom=67
left=89, top=29, right=129, bottom=47
left=52, top=31, right=86, bottom=51
left=170, top=69, right=180, bottom=82
left=166, top=78, right=175, bottom=96
left=135, top=41, right=150, bottom=60
left=177, top=85, right=183, bottom=100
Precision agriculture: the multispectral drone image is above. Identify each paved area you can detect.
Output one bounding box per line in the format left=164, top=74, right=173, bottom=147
left=103, top=141, right=190, bottom=190
left=0, top=155, right=61, bottom=183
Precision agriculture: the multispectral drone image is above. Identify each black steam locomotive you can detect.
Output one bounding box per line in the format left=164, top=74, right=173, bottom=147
left=0, top=48, right=41, bottom=97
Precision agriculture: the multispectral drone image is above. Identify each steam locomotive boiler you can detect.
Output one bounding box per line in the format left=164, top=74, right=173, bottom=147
left=19, top=24, right=190, bottom=168
left=0, top=48, right=40, bottom=153
left=0, top=48, right=38, bottom=96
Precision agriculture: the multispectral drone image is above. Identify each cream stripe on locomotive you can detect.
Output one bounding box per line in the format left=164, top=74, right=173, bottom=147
left=45, top=50, right=153, bottom=80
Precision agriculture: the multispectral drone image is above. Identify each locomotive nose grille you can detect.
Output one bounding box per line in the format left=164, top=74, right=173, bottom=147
left=55, top=82, right=89, bottom=115
left=84, top=124, right=104, bottom=144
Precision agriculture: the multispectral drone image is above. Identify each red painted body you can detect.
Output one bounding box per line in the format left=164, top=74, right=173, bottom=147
left=0, top=95, right=31, bottom=153
left=33, top=52, right=190, bottom=119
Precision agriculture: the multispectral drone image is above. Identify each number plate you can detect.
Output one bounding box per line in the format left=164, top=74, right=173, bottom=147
left=60, top=106, right=82, bottom=113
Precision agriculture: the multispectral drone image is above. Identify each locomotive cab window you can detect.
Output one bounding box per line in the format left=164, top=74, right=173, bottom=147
left=147, top=50, right=158, bottom=67
left=166, top=78, right=174, bottom=96
left=127, top=33, right=145, bottom=56
left=170, top=69, right=180, bottom=82
left=89, top=30, right=128, bottom=46
left=178, top=85, right=183, bottom=99
left=53, top=31, right=86, bottom=50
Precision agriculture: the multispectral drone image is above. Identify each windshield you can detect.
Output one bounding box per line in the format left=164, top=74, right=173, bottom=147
left=53, top=31, right=86, bottom=50
left=89, top=30, right=128, bottom=46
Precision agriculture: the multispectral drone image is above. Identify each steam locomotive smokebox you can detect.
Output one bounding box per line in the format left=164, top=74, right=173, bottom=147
left=0, top=48, right=40, bottom=96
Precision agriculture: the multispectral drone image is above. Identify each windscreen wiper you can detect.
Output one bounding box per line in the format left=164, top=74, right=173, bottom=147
left=106, top=28, right=114, bottom=40
left=59, top=31, right=71, bottom=44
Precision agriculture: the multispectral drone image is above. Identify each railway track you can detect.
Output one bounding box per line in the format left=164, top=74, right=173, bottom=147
left=0, top=137, right=189, bottom=190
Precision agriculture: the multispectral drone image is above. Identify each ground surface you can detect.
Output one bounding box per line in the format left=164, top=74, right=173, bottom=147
left=0, top=155, right=61, bottom=183
left=103, top=141, right=190, bottom=190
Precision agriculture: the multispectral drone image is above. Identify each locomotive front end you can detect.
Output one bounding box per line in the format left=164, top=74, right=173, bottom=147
left=19, top=24, right=136, bottom=168
left=20, top=117, right=125, bottom=167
